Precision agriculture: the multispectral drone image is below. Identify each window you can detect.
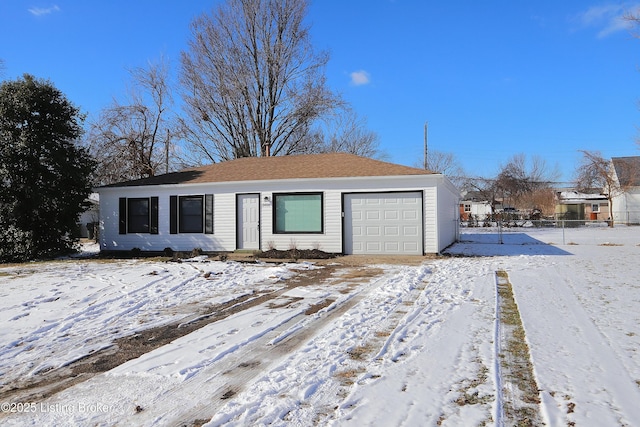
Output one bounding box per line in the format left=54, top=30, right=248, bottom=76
left=129, top=198, right=150, bottom=233
left=464, top=204, right=471, bottom=212
left=119, top=197, right=158, bottom=234
left=170, top=194, right=214, bottom=234
left=274, top=193, right=323, bottom=233
left=592, top=204, right=600, bottom=213
left=180, top=196, right=203, bottom=233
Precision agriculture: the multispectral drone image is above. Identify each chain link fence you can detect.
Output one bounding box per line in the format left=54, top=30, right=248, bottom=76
left=460, top=213, right=640, bottom=246
left=611, top=211, right=640, bottom=225
left=462, top=211, right=640, bottom=227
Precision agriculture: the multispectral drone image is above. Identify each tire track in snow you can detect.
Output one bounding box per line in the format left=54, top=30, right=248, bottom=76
left=208, top=265, right=445, bottom=426
left=335, top=258, right=497, bottom=426
left=0, top=261, right=290, bottom=404
left=0, top=265, right=203, bottom=385
left=302, top=266, right=433, bottom=423
left=493, top=271, right=505, bottom=427
left=0, top=284, right=282, bottom=405
left=123, top=269, right=390, bottom=426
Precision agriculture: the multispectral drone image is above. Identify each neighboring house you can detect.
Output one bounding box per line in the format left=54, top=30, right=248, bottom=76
left=96, top=153, right=459, bottom=255
left=611, top=156, right=640, bottom=224
left=555, top=190, right=608, bottom=220
left=77, top=193, right=100, bottom=238
left=459, top=191, right=492, bottom=221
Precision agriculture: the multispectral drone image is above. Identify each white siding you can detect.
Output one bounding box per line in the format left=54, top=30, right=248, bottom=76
left=423, top=186, right=438, bottom=253
left=99, top=190, right=236, bottom=252
left=98, top=174, right=458, bottom=254
left=469, top=201, right=492, bottom=217
left=613, top=188, right=640, bottom=224
left=436, top=177, right=460, bottom=252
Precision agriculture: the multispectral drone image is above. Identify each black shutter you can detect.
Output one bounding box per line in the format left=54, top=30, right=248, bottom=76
left=119, top=198, right=127, bottom=234
left=169, top=195, right=178, bottom=234
left=150, top=197, right=159, bottom=234
left=205, top=194, right=214, bottom=234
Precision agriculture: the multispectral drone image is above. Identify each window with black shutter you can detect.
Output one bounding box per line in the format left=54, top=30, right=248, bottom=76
left=118, top=197, right=158, bottom=234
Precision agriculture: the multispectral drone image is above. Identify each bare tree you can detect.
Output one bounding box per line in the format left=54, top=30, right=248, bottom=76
left=306, top=108, right=383, bottom=158
left=495, top=154, right=559, bottom=213
left=575, top=151, right=639, bottom=226
left=465, top=174, right=497, bottom=200
left=624, top=10, right=640, bottom=36
left=180, top=0, right=341, bottom=162
left=87, top=57, right=181, bottom=185
left=418, top=150, right=466, bottom=189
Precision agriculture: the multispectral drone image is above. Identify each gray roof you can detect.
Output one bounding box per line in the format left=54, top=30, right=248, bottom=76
left=612, top=156, right=640, bottom=187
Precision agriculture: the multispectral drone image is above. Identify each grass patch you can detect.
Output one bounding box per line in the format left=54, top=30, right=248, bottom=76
left=334, top=368, right=364, bottom=386
left=455, top=391, right=493, bottom=406
left=347, top=345, right=373, bottom=361
left=496, top=270, right=543, bottom=424
left=454, top=361, right=493, bottom=407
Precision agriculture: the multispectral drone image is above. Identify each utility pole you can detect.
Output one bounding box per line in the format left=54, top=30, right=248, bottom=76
left=423, top=121, right=428, bottom=170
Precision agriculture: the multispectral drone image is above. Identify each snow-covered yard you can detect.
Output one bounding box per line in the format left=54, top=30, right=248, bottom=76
left=1, top=226, right=639, bottom=426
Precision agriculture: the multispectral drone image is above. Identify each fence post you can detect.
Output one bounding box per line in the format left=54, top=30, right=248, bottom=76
left=562, top=220, right=565, bottom=245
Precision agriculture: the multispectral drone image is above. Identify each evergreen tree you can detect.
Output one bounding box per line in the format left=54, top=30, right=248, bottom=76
left=0, top=74, right=95, bottom=262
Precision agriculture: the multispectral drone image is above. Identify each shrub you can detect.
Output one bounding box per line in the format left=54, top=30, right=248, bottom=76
left=0, top=75, right=95, bottom=262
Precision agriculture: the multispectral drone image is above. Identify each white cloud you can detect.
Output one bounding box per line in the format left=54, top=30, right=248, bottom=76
left=350, top=70, right=371, bottom=86
left=28, top=5, right=61, bottom=16
left=575, top=3, right=639, bottom=38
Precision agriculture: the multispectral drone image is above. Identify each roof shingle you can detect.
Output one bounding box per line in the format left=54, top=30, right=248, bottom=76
left=612, top=156, right=640, bottom=187
left=103, top=153, right=434, bottom=188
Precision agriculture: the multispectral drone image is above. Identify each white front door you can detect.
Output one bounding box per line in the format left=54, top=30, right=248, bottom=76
left=237, top=194, right=260, bottom=250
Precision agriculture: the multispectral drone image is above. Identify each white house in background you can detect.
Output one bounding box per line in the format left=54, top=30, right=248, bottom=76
left=77, top=193, right=100, bottom=238
left=611, top=156, right=640, bottom=224
left=459, top=191, right=493, bottom=221
left=555, top=190, right=608, bottom=221
left=96, top=153, right=459, bottom=255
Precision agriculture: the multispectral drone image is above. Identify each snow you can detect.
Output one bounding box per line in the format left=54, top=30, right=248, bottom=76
left=1, top=226, right=640, bottom=426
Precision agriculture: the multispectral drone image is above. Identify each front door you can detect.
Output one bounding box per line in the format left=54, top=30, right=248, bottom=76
left=237, top=194, right=260, bottom=250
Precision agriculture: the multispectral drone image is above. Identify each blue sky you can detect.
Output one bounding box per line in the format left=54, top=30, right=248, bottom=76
left=2, top=1, right=640, bottom=183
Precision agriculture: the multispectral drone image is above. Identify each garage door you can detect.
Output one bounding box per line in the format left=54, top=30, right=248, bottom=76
left=343, top=192, right=423, bottom=255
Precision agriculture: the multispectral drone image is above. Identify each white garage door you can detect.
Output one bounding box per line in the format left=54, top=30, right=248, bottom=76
left=344, top=192, right=423, bottom=255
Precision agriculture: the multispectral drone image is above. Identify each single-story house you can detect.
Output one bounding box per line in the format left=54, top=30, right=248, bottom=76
left=555, top=190, right=608, bottom=220
left=459, top=190, right=493, bottom=222
left=96, top=153, right=459, bottom=255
